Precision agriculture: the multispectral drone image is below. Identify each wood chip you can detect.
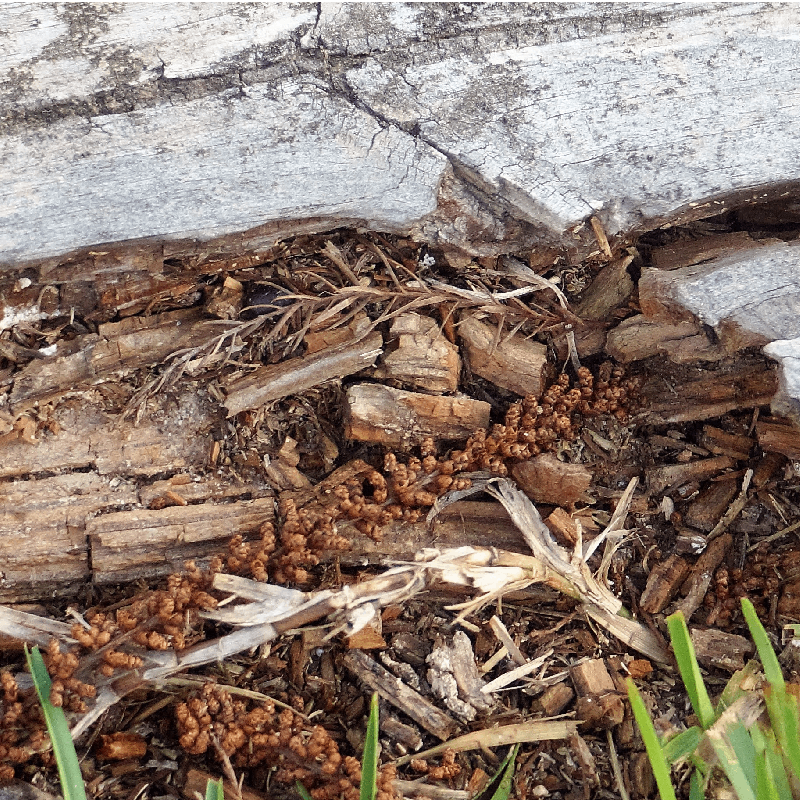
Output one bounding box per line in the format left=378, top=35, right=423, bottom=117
left=345, top=384, right=491, bottom=447
left=512, top=454, right=592, bottom=507
left=639, top=553, right=692, bottom=614
left=757, top=417, right=800, bottom=460
left=372, top=312, right=460, bottom=393
left=88, top=498, right=275, bottom=584
left=458, top=314, right=548, bottom=398
left=570, top=658, right=624, bottom=730
left=343, top=649, right=459, bottom=741
left=672, top=533, right=732, bottom=622
left=691, top=628, right=753, bottom=673
left=647, top=455, right=736, bottom=495
left=224, top=331, right=383, bottom=416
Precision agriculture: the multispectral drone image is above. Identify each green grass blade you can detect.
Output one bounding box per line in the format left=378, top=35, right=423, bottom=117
left=661, top=726, right=703, bottom=765
left=706, top=729, right=757, bottom=800
left=296, top=780, right=314, bottom=800
left=689, top=769, right=705, bottom=800
left=205, top=778, right=225, bottom=800
left=666, top=612, right=715, bottom=729
left=25, top=644, right=87, bottom=800
left=487, top=743, right=520, bottom=800
left=360, top=693, right=380, bottom=800
left=726, top=721, right=757, bottom=791
left=742, top=599, right=785, bottom=690
left=626, top=678, right=678, bottom=800
left=753, top=725, right=794, bottom=800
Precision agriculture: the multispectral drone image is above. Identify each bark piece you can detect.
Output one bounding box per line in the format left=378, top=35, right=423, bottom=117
left=345, top=383, right=490, bottom=447
left=545, top=507, right=580, bottom=547
left=647, top=456, right=736, bottom=495
left=553, top=324, right=607, bottom=362
left=570, top=659, right=624, bottom=730
left=672, top=534, right=732, bottom=623
left=756, top=417, right=800, bottom=460
left=139, top=474, right=273, bottom=508
left=691, top=628, right=753, bottom=673
left=637, top=356, right=778, bottom=425
left=224, top=332, right=383, bottom=416
left=88, top=498, right=275, bottom=584
left=639, top=240, right=800, bottom=351
left=698, top=425, right=753, bottom=461
left=649, top=232, right=760, bottom=271
left=752, top=451, right=787, bottom=489
left=512, top=454, right=592, bottom=507
left=537, top=682, right=575, bottom=717
left=0, top=391, right=217, bottom=480
left=575, top=255, right=634, bottom=321
left=373, top=312, right=460, bottom=393
left=344, top=649, right=459, bottom=741
left=458, top=315, right=548, bottom=399
left=639, top=554, right=692, bottom=615
left=9, top=309, right=215, bottom=413
left=0, top=473, right=138, bottom=603
left=684, top=483, right=740, bottom=533
left=606, top=316, right=724, bottom=363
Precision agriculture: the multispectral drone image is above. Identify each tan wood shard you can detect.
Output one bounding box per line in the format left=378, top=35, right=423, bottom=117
left=458, top=315, right=548, bottom=398
left=345, top=383, right=491, bottom=447
left=224, top=332, right=383, bottom=416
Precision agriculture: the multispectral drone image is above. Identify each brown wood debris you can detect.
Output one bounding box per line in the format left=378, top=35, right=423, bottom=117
left=690, top=628, right=754, bottom=673
left=9, top=309, right=217, bottom=414
left=345, top=384, right=491, bottom=447
left=458, top=314, right=549, bottom=398
left=343, top=649, right=459, bottom=741
left=570, top=658, right=624, bottom=730
left=224, top=331, right=383, bottom=416
left=372, top=312, right=460, bottom=393
left=757, top=417, right=800, bottom=460
left=512, top=454, right=592, bottom=507
left=646, top=455, right=737, bottom=495
left=637, top=355, right=778, bottom=425
left=639, top=554, right=692, bottom=614
left=88, top=497, right=276, bottom=585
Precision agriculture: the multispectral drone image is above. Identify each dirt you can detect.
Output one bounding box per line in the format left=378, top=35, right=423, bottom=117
left=1, top=215, right=800, bottom=800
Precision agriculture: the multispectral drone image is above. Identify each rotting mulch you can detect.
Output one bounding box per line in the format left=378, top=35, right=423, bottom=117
left=1, top=217, right=800, bottom=800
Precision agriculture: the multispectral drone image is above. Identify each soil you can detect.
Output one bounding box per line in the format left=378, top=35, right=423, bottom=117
left=1, top=213, right=800, bottom=800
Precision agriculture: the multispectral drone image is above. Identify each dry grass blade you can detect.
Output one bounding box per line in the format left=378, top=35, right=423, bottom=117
left=394, top=720, right=579, bottom=766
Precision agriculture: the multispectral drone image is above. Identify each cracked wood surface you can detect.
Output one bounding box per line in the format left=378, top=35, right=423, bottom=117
left=2, top=3, right=800, bottom=267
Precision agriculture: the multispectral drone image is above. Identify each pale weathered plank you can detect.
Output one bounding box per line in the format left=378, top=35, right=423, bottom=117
left=2, top=4, right=800, bottom=267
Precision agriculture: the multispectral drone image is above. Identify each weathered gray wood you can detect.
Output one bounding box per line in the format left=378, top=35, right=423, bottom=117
left=2, top=3, right=800, bottom=268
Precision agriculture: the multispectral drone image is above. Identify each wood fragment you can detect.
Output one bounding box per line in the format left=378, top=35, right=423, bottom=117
left=88, top=498, right=275, bottom=584
left=343, top=649, right=459, bottom=741
left=139, top=475, right=273, bottom=508
left=570, top=658, right=624, bottom=730
left=757, top=417, right=800, bottom=460
left=606, top=315, right=723, bottom=363
left=0, top=473, right=138, bottom=602
left=691, top=628, right=753, bottom=673
left=637, top=356, right=778, bottom=425
left=672, top=533, right=732, bottom=622
left=0, top=391, right=217, bottom=480
left=684, top=483, right=739, bottom=532
left=752, top=451, right=786, bottom=489
left=698, top=425, right=753, bottom=460
left=537, top=682, right=575, bottom=716
left=372, top=312, right=460, bottom=393
left=344, top=384, right=491, bottom=447
left=575, top=255, right=633, bottom=321
left=224, top=331, right=383, bottom=416
left=707, top=469, right=752, bottom=541
left=639, top=554, right=692, bottom=614
left=649, top=232, right=759, bottom=271
left=646, top=456, right=736, bottom=495
left=545, top=507, right=581, bottom=547
left=346, top=617, right=386, bottom=650
left=458, top=314, right=549, bottom=398
left=9, top=309, right=216, bottom=414
left=512, top=454, right=592, bottom=507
